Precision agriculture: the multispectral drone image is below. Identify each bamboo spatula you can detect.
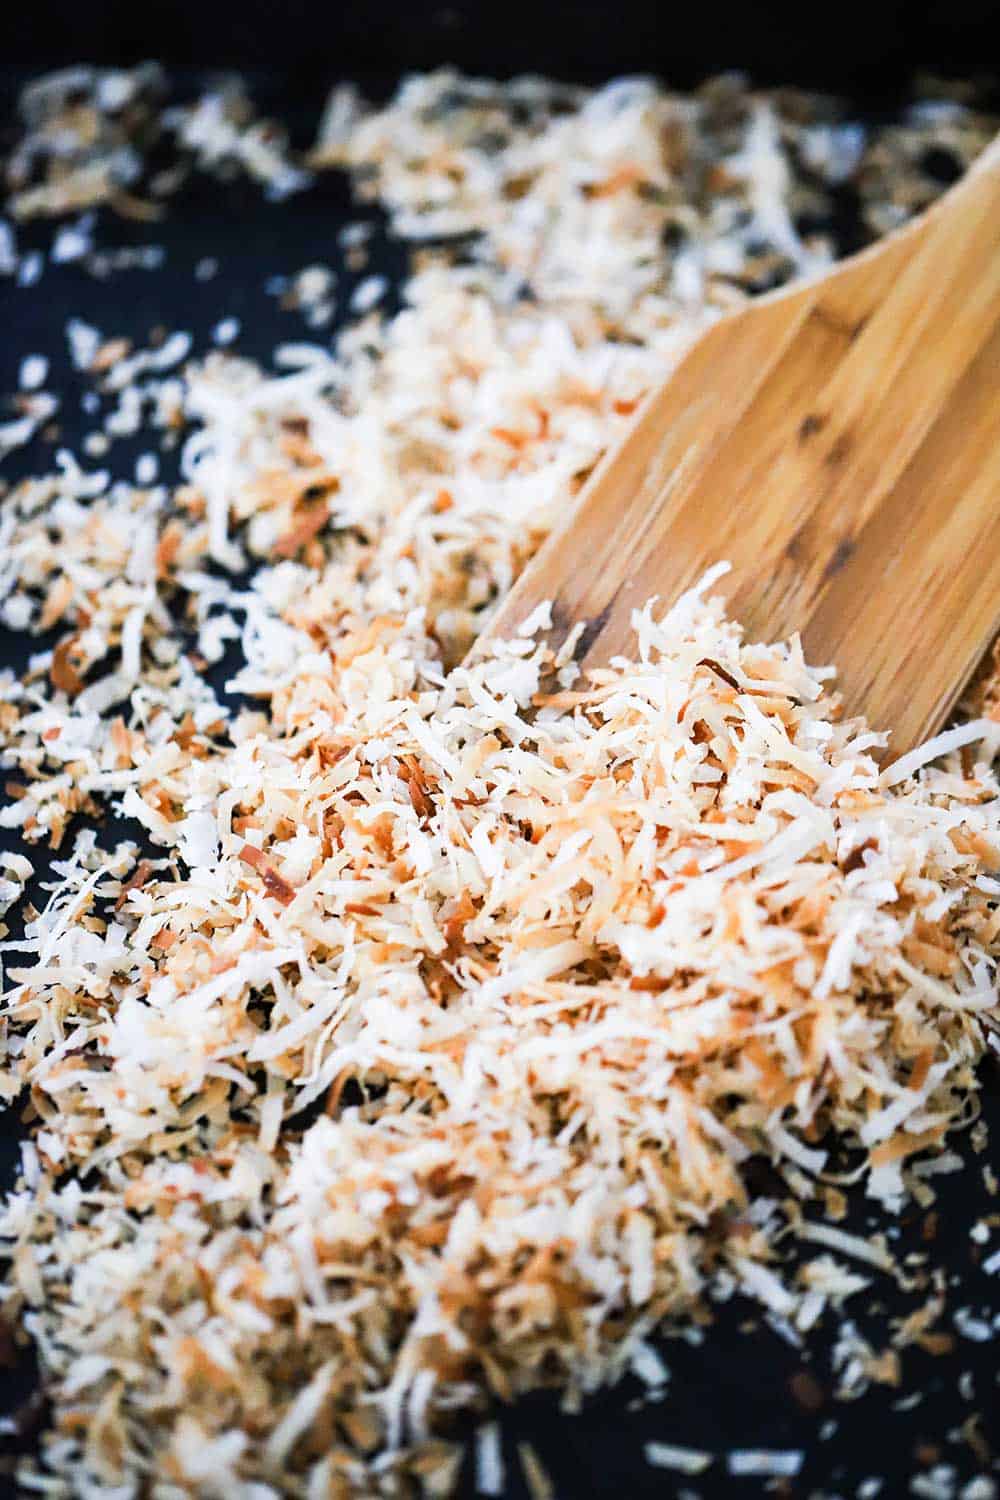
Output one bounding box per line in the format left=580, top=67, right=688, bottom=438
left=483, top=135, right=1000, bottom=757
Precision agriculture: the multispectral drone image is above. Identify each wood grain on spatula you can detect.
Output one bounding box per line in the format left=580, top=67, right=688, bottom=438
left=481, top=136, right=1000, bottom=757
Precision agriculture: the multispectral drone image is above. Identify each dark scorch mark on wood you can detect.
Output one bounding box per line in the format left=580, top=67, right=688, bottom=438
left=557, top=586, right=623, bottom=663
left=825, top=431, right=853, bottom=467
left=575, top=596, right=616, bottom=659
left=823, top=537, right=855, bottom=580
left=798, top=412, right=826, bottom=441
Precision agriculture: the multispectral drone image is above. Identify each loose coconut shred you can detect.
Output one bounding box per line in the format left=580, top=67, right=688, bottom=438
left=1, top=71, right=999, bottom=1498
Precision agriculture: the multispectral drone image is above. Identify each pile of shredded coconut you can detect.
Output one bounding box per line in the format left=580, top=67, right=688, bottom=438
left=0, top=69, right=998, bottom=1498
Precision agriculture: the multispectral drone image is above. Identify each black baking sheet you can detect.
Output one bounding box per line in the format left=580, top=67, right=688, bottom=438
left=1, top=44, right=999, bottom=1500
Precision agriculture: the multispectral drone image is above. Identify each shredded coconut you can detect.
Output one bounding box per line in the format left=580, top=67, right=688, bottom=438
left=0, top=65, right=998, bottom=1500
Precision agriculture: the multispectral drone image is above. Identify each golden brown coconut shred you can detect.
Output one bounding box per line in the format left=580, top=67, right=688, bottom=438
left=0, top=68, right=998, bottom=1499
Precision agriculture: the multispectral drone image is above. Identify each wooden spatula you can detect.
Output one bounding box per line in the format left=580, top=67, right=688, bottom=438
left=483, top=136, right=1000, bottom=757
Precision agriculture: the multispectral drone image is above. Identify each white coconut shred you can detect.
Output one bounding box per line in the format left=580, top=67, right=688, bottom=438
left=0, top=68, right=998, bottom=1498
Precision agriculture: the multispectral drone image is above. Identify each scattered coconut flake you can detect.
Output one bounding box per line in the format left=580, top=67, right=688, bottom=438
left=475, top=1422, right=504, bottom=1496
left=65, top=317, right=101, bottom=370
left=727, top=1449, right=804, bottom=1477
left=517, top=1443, right=554, bottom=1500
left=134, top=452, right=159, bottom=485
left=645, top=1441, right=713, bottom=1474
left=213, top=316, right=240, bottom=346
left=350, top=274, right=388, bottom=314
left=18, top=355, right=48, bottom=391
